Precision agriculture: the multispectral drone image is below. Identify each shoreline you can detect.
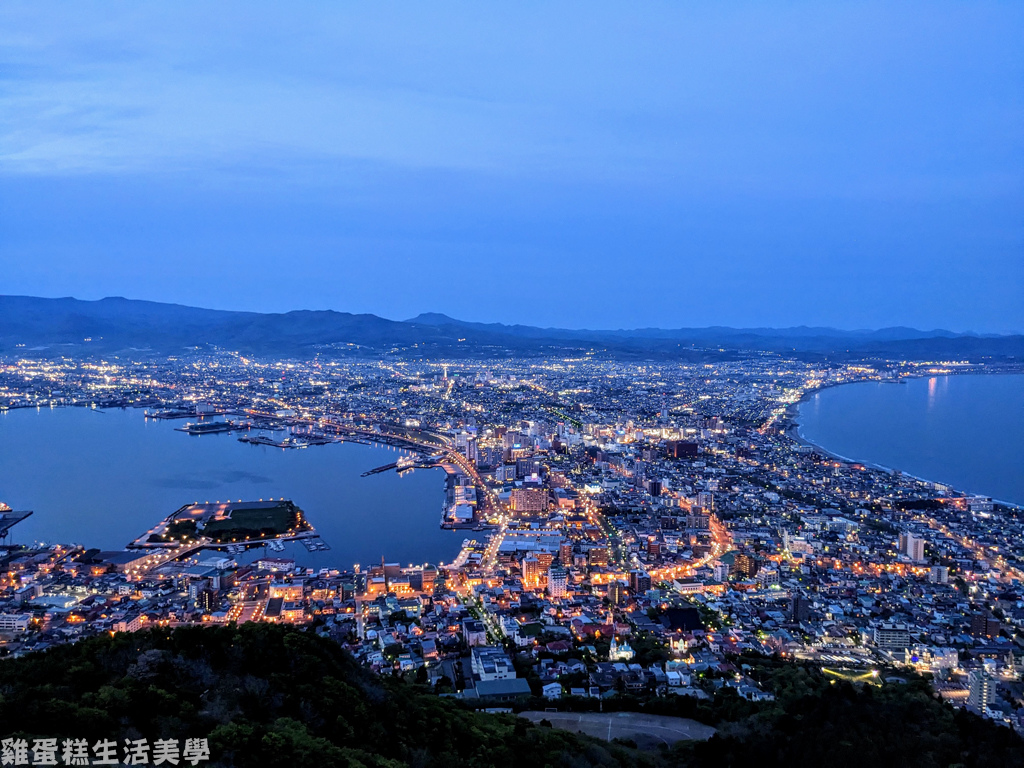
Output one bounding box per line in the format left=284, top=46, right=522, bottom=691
left=786, top=373, right=1023, bottom=510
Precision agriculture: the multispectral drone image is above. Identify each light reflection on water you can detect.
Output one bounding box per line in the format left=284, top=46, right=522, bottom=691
left=798, top=374, right=1024, bottom=505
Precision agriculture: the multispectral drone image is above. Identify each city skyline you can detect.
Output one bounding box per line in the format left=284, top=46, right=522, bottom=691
left=2, top=2, right=1022, bottom=333
left=3, top=351, right=1023, bottom=742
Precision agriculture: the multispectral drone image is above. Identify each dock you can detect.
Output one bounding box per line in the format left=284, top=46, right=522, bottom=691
left=238, top=434, right=308, bottom=448
left=175, top=420, right=251, bottom=435
left=124, top=499, right=325, bottom=579
left=0, top=508, right=32, bottom=544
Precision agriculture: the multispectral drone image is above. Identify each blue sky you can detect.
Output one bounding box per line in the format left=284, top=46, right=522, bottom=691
left=1, top=2, right=1021, bottom=331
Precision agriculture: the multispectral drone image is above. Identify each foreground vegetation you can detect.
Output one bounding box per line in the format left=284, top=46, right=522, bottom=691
left=0, top=624, right=1020, bottom=767
left=675, top=664, right=1024, bottom=768
left=0, top=624, right=644, bottom=768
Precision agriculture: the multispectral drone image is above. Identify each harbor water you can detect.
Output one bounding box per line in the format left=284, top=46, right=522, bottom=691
left=0, top=407, right=462, bottom=569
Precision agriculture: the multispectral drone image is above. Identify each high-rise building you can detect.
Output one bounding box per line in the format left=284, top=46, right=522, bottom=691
left=521, top=555, right=541, bottom=587
left=628, top=569, right=651, bottom=594
left=608, top=581, right=627, bottom=605
left=547, top=566, right=568, bottom=598
left=898, top=532, right=925, bottom=562
left=968, top=670, right=996, bottom=712
left=559, top=540, right=574, bottom=565
left=588, top=546, right=609, bottom=568
left=665, top=441, right=699, bottom=458
left=734, top=553, right=760, bottom=579
left=687, top=513, right=711, bottom=530
left=479, top=446, right=503, bottom=469
left=187, top=578, right=211, bottom=605
left=503, top=431, right=527, bottom=450
left=790, top=595, right=810, bottom=623
left=971, top=614, right=1001, bottom=639
left=510, top=487, right=548, bottom=513
left=420, top=565, right=437, bottom=594
left=873, top=622, right=911, bottom=651
left=536, top=551, right=554, bottom=572
left=515, top=457, right=540, bottom=477
left=696, top=491, right=714, bottom=510
left=197, top=588, right=218, bottom=614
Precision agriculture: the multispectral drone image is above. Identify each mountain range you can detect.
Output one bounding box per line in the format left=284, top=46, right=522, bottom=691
left=1, top=295, right=1021, bottom=361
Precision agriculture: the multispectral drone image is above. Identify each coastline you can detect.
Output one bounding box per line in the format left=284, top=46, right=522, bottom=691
left=786, top=374, right=1023, bottom=510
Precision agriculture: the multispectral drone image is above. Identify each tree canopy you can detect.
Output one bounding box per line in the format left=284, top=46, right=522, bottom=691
left=0, top=625, right=1020, bottom=768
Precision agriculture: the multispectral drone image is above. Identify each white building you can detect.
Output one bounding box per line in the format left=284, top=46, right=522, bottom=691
left=547, top=566, right=568, bottom=598
left=542, top=682, right=563, bottom=700
left=0, top=613, right=31, bottom=632
left=471, top=646, right=515, bottom=681
left=462, top=619, right=487, bottom=647
left=609, top=637, right=635, bottom=661
left=873, top=622, right=912, bottom=652
left=904, top=646, right=959, bottom=674
left=968, top=669, right=997, bottom=712
left=899, top=532, right=926, bottom=562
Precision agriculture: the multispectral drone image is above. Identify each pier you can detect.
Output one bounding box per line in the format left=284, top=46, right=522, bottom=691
left=123, top=499, right=326, bottom=578
left=360, top=455, right=438, bottom=477
left=0, top=507, right=32, bottom=547
left=175, top=420, right=251, bottom=435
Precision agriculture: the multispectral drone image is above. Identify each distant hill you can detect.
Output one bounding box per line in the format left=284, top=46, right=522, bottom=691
left=2, top=295, right=1021, bottom=361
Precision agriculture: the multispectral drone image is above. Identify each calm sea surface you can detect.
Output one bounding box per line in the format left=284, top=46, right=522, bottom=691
left=798, top=374, right=1024, bottom=506
left=0, top=407, right=463, bottom=569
